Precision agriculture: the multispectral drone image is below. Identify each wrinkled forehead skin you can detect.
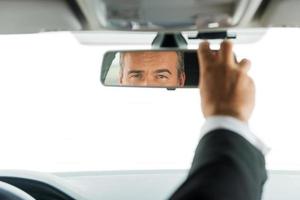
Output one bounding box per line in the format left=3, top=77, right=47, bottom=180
left=122, top=51, right=179, bottom=72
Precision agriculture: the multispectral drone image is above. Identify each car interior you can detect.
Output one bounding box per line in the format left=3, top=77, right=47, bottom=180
left=1, top=0, right=300, bottom=199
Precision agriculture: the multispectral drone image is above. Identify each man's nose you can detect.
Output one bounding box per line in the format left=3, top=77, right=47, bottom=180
left=143, top=80, right=152, bottom=86
left=145, top=77, right=160, bottom=86
left=139, top=80, right=148, bottom=86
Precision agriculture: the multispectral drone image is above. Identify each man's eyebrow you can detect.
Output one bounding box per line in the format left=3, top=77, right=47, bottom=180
left=127, top=70, right=144, bottom=75
left=154, top=69, right=172, bottom=75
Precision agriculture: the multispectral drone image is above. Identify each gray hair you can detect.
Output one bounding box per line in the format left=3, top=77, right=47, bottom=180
left=119, top=51, right=185, bottom=77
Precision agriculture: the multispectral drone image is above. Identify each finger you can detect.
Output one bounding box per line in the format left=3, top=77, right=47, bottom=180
left=198, top=41, right=212, bottom=70
left=199, top=40, right=210, bottom=51
left=198, top=41, right=212, bottom=60
left=197, top=41, right=210, bottom=87
left=239, top=58, right=251, bottom=73
left=220, top=40, right=235, bottom=66
left=198, top=41, right=212, bottom=85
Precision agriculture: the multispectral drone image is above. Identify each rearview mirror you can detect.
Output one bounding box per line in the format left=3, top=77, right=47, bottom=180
left=101, top=50, right=199, bottom=89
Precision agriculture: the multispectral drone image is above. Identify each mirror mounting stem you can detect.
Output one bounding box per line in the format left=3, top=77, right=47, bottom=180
left=152, top=33, right=187, bottom=49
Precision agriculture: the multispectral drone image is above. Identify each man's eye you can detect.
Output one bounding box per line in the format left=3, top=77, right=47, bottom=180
left=130, top=74, right=142, bottom=79
left=157, top=74, right=168, bottom=79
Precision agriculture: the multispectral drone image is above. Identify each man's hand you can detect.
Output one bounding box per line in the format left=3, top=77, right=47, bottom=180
left=197, top=40, right=255, bottom=123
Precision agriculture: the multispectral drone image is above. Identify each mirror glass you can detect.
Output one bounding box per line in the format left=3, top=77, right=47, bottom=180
left=101, top=50, right=199, bottom=88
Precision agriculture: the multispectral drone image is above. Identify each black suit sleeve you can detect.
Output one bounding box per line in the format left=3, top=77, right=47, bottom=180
left=169, top=129, right=267, bottom=200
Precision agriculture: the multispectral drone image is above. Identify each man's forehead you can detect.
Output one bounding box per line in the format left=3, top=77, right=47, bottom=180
left=123, top=51, right=178, bottom=63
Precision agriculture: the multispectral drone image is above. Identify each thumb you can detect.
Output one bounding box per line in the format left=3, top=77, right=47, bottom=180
left=239, top=59, right=251, bottom=73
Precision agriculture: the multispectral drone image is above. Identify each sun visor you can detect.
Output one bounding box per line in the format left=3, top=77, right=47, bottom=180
left=0, top=0, right=82, bottom=34
left=260, top=0, right=300, bottom=27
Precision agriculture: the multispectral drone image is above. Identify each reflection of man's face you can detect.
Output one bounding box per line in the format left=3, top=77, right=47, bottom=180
left=119, top=51, right=185, bottom=87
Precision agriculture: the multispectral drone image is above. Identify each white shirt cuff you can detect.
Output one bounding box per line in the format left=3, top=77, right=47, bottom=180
left=201, top=116, right=269, bottom=155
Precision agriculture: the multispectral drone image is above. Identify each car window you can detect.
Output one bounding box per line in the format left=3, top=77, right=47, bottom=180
left=0, top=29, right=299, bottom=172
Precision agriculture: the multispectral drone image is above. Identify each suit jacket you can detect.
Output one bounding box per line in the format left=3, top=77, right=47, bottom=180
left=170, top=129, right=267, bottom=200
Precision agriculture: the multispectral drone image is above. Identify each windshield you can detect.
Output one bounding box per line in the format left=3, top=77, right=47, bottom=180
left=0, top=28, right=299, bottom=172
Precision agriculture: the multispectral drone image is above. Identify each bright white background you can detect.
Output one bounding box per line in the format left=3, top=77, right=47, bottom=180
left=0, top=28, right=299, bottom=172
